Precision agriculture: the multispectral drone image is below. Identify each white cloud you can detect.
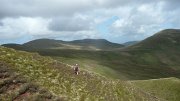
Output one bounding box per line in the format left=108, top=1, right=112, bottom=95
left=0, top=0, right=180, bottom=44
left=108, top=1, right=178, bottom=42
left=0, top=17, right=100, bottom=44
left=0, top=17, right=51, bottom=39
left=48, top=14, right=94, bottom=32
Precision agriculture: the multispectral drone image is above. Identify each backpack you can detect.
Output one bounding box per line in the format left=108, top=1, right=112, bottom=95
left=75, top=66, right=79, bottom=71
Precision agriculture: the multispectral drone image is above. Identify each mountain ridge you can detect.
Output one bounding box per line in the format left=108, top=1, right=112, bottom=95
left=3, top=38, right=124, bottom=51
left=127, top=29, right=180, bottom=51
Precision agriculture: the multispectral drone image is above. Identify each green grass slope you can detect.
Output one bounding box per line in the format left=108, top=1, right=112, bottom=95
left=2, top=29, right=180, bottom=80
left=128, top=29, right=180, bottom=50
left=131, top=77, right=180, bottom=101
left=30, top=48, right=180, bottom=80
left=0, top=46, right=158, bottom=101
left=48, top=29, right=180, bottom=80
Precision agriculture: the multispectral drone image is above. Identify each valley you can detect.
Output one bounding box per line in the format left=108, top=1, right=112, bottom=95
left=1, top=29, right=180, bottom=101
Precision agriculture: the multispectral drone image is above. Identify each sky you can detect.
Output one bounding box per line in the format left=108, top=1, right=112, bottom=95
left=0, top=0, right=180, bottom=44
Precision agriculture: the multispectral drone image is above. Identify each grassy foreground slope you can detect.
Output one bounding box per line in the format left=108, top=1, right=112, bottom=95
left=0, top=46, right=158, bottom=101
left=131, top=77, right=180, bottom=101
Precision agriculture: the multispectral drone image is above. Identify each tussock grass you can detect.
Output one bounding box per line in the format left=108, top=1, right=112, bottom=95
left=0, top=46, right=158, bottom=101
left=131, top=77, right=180, bottom=101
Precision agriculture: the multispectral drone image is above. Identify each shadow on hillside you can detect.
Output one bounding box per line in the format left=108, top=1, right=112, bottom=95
left=25, top=49, right=180, bottom=80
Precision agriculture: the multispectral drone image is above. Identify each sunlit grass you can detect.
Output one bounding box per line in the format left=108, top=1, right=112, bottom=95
left=0, top=46, right=155, bottom=101
left=131, top=77, right=180, bottom=101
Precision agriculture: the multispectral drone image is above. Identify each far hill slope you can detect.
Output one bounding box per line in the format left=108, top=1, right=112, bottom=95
left=123, top=41, right=139, bottom=46
left=127, top=29, right=180, bottom=50
left=68, top=39, right=124, bottom=50
left=3, top=39, right=124, bottom=51
left=2, top=43, right=23, bottom=50
left=23, top=39, right=64, bottom=49
left=0, top=46, right=159, bottom=101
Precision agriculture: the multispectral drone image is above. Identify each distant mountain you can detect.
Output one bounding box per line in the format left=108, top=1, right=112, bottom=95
left=2, top=38, right=124, bottom=51
left=2, top=43, right=23, bottom=50
left=68, top=39, right=124, bottom=50
left=22, top=39, right=64, bottom=49
left=123, top=41, right=139, bottom=46
left=128, top=29, right=180, bottom=51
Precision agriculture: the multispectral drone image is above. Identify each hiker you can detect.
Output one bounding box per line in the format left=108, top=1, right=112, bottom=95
left=73, top=64, right=79, bottom=75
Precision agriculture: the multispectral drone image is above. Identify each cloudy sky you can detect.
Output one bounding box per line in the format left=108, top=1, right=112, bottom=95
left=0, top=0, right=180, bottom=44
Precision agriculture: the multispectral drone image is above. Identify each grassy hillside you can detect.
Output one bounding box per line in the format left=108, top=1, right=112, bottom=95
left=128, top=29, right=180, bottom=50
left=0, top=46, right=159, bottom=101
left=131, top=77, right=180, bottom=101
left=1, top=29, right=180, bottom=101
left=33, top=48, right=180, bottom=80
left=2, top=29, right=180, bottom=80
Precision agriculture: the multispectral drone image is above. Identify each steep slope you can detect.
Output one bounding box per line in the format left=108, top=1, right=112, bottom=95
left=128, top=29, right=180, bottom=50
left=122, top=29, right=180, bottom=76
left=0, top=46, right=159, bottom=101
